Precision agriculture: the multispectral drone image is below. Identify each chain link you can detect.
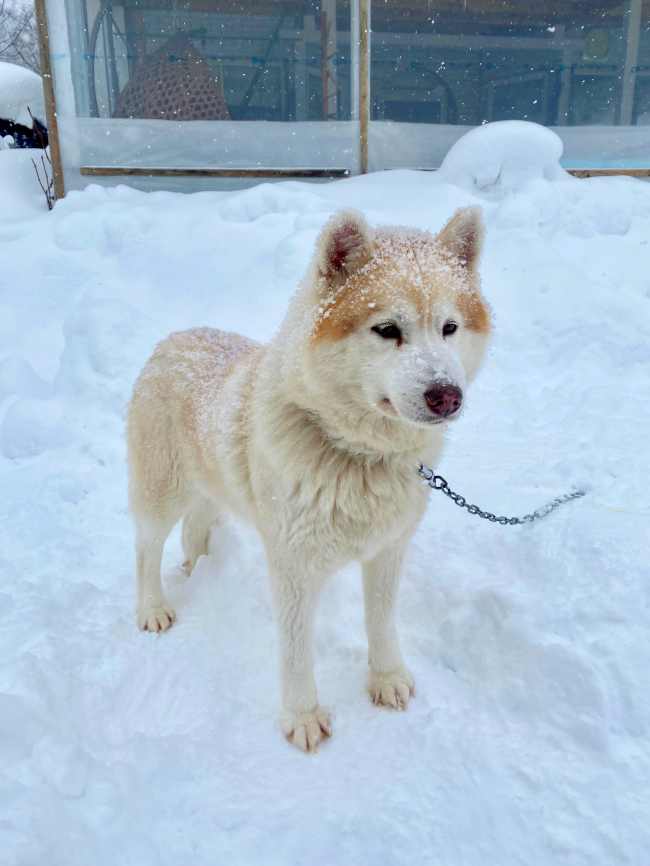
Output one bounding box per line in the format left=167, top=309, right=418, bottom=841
left=418, top=462, right=586, bottom=526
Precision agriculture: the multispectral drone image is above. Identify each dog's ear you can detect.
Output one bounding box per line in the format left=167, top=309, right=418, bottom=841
left=316, top=210, right=373, bottom=284
left=436, top=207, right=483, bottom=272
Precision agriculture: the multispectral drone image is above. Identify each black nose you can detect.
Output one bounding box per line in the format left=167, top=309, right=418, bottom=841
left=424, top=384, right=463, bottom=418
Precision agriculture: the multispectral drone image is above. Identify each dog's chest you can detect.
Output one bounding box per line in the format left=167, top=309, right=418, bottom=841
left=287, top=457, right=427, bottom=561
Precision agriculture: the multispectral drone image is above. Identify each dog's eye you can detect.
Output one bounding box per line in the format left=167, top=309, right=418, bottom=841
left=371, top=322, right=402, bottom=343
left=442, top=321, right=458, bottom=337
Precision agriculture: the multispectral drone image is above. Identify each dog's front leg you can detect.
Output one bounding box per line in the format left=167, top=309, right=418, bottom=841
left=268, top=554, right=332, bottom=752
left=363, top=541, right=415, bottom=710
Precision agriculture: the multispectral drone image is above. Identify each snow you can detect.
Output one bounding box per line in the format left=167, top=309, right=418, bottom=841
left=0, top=147, right=45, bottom=219
left=438, top=120, right=568, bottom=193
left=0, top=61, right=44, bottom=126
left=2, top=125, right=650, bottom=865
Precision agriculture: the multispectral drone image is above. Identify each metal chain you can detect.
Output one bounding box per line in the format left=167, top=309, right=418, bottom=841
left=418, top=462, right=586, bottom=526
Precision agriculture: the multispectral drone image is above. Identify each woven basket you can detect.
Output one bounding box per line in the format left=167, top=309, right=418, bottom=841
left=114, top=33, right=230, bottom=121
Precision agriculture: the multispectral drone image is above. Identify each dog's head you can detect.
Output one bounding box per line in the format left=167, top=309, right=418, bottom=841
left=295, top=208, right=491, bottom=441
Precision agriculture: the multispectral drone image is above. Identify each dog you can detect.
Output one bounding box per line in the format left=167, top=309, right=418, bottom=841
left=127, top=207, right=491, bottom=751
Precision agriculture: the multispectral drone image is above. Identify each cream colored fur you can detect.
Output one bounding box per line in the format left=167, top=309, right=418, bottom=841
left=127, top=208, right=490, bottom=752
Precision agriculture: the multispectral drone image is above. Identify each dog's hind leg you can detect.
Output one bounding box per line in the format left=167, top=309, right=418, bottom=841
left=128, top=421, right=186, bottom=632
left=135, top=512, right=180, bottom=632
left=128, top=376, right=194, bottom=631
left=181, top=497, right=222, bottom=575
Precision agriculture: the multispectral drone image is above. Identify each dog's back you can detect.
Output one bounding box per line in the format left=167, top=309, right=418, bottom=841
left=127, top=327, right=260, bottom=525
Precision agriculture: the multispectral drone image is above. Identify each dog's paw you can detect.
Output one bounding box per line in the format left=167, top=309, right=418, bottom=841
left=138, top=604, right=176, bottom=633
left=281, top=707, right=332, bottom=753
left=369, top=668, right=415, bottom=710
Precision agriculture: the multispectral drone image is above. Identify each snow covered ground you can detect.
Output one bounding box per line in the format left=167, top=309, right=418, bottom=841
left=1, top=126, right=650, bottom=865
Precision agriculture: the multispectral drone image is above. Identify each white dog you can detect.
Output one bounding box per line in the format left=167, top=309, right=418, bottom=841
left=127, top=208, right=491, bottom=751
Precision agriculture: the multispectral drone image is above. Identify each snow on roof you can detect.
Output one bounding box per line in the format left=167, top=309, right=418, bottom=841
left=0, top=60, right=45, bottom=126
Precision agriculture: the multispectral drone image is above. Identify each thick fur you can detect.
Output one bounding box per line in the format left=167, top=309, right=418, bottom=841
left=127, top=208, right=491, bottom=752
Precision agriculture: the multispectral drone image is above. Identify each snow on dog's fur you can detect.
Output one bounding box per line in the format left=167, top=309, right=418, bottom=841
left=127, top=208, right=491, bottom=752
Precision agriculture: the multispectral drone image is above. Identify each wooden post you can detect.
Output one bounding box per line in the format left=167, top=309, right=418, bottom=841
left=34, top=0, right=65, bottom=200
left=359, top=0, right=369, bottom=173
left=80, top=166, right=351, bottom=178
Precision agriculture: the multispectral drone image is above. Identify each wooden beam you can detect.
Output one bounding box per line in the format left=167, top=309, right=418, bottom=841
left=34, top=0, right=65, bottom=200
left=568, top=168, right=650, bottom=178
left=80, top=166, right=650, bottom=181
left=359, top=0, right=369, bottom=173
left=80, top=166, right=351, bottom=178
left=406, top=167, right=650, bottom=178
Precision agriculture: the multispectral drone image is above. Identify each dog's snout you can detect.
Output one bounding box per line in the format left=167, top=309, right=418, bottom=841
left=424, top=384, right=463, bottom=418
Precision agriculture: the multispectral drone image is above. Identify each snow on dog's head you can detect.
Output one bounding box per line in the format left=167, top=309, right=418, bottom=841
left=298, top=208, right=491, bottom=433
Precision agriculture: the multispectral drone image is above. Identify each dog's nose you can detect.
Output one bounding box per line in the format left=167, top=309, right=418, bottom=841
left=424, top=384, right=463, bottom=418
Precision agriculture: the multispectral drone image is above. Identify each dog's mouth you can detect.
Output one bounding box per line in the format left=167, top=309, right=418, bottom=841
left=378, top=398, right=448, bottom=427
left=378, top=397, right=462, bottom=431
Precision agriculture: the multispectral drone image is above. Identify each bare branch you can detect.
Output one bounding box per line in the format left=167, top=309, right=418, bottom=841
left=31, top=151, right=54, bottom=210
left=0, top=2, right=40, bottom=73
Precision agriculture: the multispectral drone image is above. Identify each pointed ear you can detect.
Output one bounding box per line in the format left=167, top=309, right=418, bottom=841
left=436, top=207, right=484, bottom=271
left=316, top=210, right=373, bottom=284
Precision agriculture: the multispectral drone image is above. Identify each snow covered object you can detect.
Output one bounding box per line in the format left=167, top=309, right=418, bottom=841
left=438, top=120, right=569, bottom=194
left=0, top=60, right=47, bottom=148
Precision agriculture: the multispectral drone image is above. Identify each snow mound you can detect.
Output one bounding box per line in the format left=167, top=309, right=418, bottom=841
left=0, top=149, right=48, bottom=218
left=438, top=120, right=567, bottom=194
left=0, top=397, right=69, bottom=459
left=218, top=181, right=327, bottom=223
left=0, top=61, right=45, bottom=126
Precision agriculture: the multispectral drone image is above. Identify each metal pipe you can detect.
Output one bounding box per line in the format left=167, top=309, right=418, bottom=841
left=620, top=0, right=642, bottom=125
left=350, top=0, right=359, bottom=123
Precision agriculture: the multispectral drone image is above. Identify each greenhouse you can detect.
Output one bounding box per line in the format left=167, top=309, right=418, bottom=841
left=37, top=0, right=650, bottom=195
